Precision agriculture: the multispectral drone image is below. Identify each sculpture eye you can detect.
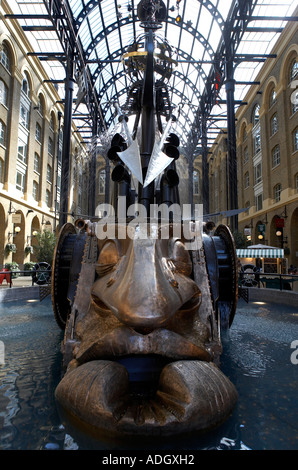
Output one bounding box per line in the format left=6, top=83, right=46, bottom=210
left=96, top=241, right=119, bottom=277
left=169, top=239, right=192, bottom=276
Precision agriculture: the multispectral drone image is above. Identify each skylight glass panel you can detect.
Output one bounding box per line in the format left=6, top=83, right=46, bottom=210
left=68, top=0, right=84, bottom=18
left=100, top=0, right=118, bottom=25
left=6, top=0, right=297, bottom=151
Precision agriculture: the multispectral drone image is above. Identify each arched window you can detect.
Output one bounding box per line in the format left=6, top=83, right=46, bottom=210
left=0, top=80, right=8, bottom=107
left=269, top=89, right=277, bottom=108
left=37, top=95, right=44, bottom=116
left=193, top=170, right=199, bottom=195
left=49, top=114, right=55, bottom=132
left=289, top=59, right=298, bottom=84
left=252, top=104, right=260, bottom=126
left=22, top=74, right=30, bottom=97
left=98, top=169, right=106, bottom=195
left=0, top=43, right=11, bottom=72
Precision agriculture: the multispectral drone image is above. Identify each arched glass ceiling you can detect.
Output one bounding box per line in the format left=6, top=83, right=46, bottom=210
left=6, top=0, right=298, bottom=151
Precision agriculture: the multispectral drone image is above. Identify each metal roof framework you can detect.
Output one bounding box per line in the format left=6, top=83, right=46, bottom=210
left=5, top=0, right=297, bottom=146
left=4, top=0, right=298, bottom=225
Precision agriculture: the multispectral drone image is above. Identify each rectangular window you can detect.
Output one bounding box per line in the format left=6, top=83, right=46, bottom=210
left=16, top=171, right=25, bottom=192
left=243, top=147, right=248, bottom=165
left=48, top=137, right=54, bottom=156
left=193, top=171, right=199, bottom=195
left=0, top=120, right=6, bottom=146
left=0, top=80, right=8, bottom=107
left=255, top=193, right=263, bottom=211
left=46, top=189, right=51, bottom=207
left=17, top=137, right=28, bottom=164
left=99, top=170, right=106, bottom=195
left=270, top=114, right=278, bottom=136
left=274, top=184, right=282, bottom=203
left=35, top=122, right=42, bottom=142
left=20, top=104, right=30, bottom=129
left=47, top=165, right=52, bottom=183
left=254, top=162, right=262, bottom=185
left=244, top=172, right=249, bottom=189
left=294, top=129, right=298, bottom=153
left=0, top=158, right=3, bottom=183
left=253, top=128, right=261, bottom=155
left=34, top=153, right=40, bottom=173
left=272, top=145, right=280, bottom=168
left=32, top=181, right=39, bottom=201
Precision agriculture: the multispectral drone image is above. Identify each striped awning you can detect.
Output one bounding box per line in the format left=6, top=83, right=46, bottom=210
left=236, top=248, right=284, bottom=259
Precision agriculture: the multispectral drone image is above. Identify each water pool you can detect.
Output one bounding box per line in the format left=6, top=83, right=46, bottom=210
left=0, top=296, right=298, bottom=450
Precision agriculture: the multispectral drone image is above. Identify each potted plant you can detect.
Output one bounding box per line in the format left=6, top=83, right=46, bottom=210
left=5, top=243, right=16, bottom=255
left=24, top=261, right=35, bottom=276
left=25, top=245, right=34, bottom=255
left=4, top=262, right=20, bottom=278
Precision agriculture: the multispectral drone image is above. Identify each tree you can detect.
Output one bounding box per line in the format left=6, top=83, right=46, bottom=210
left=232, top=230, right=247, bottom=248
left=34, top=230, right=56, bottom=265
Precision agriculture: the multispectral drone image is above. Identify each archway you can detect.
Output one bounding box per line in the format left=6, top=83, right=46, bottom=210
left=254, top=219, right=266, bottom=245
left=270, top=215, right=284, bottom=248
left=12, top=210, right=25, bottom=267
left=29, top=216, right=41, bottom=263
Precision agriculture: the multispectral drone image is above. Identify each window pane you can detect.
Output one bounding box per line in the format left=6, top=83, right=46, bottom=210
left=0, top=120, right=6, bottom=146
left=17, top=137, right=28, bottom=163
left=272, top=145, right=280, bottom=167
left=16, top=171, right=25, bottom=192
left=271, top=114, right=278, bottom=136
left=99, top=170, right=105, bottom=194
left=34, top=153, right=40, bottom=172
left=0, top=45, right=10, bottom=71
left=0, top=80, right=8, bottom=106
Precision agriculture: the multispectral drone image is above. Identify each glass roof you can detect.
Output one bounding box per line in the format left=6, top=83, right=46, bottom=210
left=6, top=0, right=298, bottom=152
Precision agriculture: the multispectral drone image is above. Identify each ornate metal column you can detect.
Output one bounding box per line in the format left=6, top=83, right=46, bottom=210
left=201, top=114, right=209, bottom=216
left=225, top=49, right=238, bottom=232
left=59, top=50, right=75, bottom=227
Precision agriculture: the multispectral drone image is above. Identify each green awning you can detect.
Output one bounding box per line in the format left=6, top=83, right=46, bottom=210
left=236, top=248, right=284, bottom=259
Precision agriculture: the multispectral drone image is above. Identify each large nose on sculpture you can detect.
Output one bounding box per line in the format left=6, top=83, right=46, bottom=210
left=97, top=239, right=197, bottom=330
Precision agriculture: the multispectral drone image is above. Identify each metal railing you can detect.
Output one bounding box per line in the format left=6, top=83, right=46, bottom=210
left=239, top=272, right=298, bottom=291
left=0, top=269, right=52, bottom=288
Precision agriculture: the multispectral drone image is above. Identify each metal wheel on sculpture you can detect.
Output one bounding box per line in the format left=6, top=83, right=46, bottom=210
left=213, top=224, right=238, bottom=328
left=51, top=223, right=86, bottom=330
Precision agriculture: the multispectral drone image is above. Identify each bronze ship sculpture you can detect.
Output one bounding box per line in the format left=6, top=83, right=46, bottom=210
left=51, top=0, right=238, bottom=438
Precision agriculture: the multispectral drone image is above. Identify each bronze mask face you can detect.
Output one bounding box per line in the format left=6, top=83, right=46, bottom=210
left=54, top=223, right=238, bottom=437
